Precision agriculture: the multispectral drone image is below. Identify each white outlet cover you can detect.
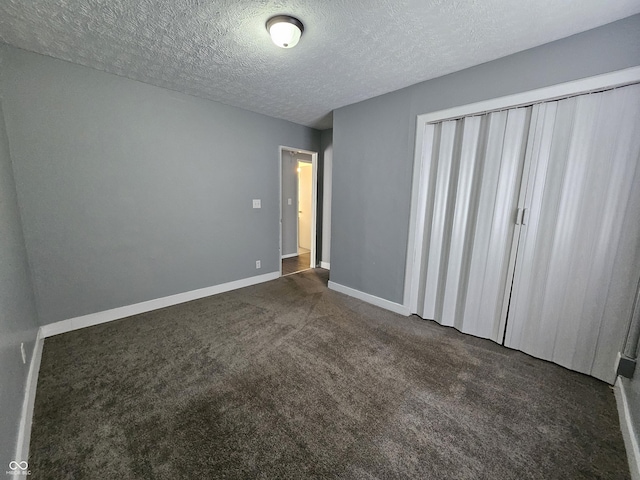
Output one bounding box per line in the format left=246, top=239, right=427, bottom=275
left=253, top=199, right=261, bottom=209
left=288, top=198, right=292, bottom=205
left=256, top=260, right=261, bottom=269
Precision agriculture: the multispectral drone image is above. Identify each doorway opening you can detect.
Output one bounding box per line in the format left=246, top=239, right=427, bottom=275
left=279, top=146, right=318, bottom=276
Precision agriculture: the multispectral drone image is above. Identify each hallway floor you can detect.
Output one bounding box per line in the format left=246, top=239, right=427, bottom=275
left=282, top=252, right=311, bottom=275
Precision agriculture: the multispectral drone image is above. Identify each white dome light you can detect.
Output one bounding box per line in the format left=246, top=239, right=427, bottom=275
left=266, top=15, right=304, bottom=49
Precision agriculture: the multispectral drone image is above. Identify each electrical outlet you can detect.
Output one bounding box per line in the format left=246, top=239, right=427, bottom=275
left=256, top=260, right=261, bottom=269
left=21, top=342, right=26, bottom=364
left=252, top=199, right=261, bottom=209
left=288, top=198, right=292, bottom=205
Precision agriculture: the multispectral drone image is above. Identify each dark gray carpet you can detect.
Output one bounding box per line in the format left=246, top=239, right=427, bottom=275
left=29, top=269, right=629, bottom=479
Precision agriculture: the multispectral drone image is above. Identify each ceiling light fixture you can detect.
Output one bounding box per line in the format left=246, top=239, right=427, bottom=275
left=266, top=15, right=304, bottom=49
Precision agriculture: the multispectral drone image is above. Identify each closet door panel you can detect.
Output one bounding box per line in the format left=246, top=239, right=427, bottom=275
left=416, top=109, right=530, bottom=342
left=505, top=84, right=640, bottom=383
left=412, top=124, right=437, bottom=317
left=420, top=121, right=457, bottom=320
left=462, top=109, right=529, bottom=340
left=555, top=90, right=624, bottom=372
left=539, top=97, right=595, bottom=367
left=461, top=112, right=508, bottom=335
left=589, top=87, right=640, bottom=380
left=504, top=102, right=560, bottom=357
left=440, top=116, right=483, bottom=328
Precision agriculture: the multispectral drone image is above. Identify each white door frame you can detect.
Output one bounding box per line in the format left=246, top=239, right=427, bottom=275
left=279, top=146, right=319, bottom=276
left=403, top=66, right=640, bottom=313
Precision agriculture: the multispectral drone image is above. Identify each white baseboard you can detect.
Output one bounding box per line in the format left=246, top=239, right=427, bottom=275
left=281, top=253, right=298, bottom=259
left=40, top=271, right=280, bottom=338
left=320, top=262, right=330, bottom=270
left=615, top=377, right=640, bottom=480
left=328, top=281, right=410, bottom=316
left=14, top=328, right=44, bottom=464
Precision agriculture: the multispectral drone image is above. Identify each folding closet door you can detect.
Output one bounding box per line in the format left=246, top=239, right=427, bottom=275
left=505, top=84, right=640, bottom=383
left=415, top=108, right=530, bottom=342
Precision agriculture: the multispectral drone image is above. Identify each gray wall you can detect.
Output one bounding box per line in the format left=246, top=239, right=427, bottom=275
left=0, top=45, right=319, bottom=325
left=0, top=97, right=40, bottom=467
left=331, top=14, right=640, bottom=305
left=281, top=151, right=313, bottom=258
left=319, top=130, right=333, bottom=266
left=621, top=359, right=640, bottom=465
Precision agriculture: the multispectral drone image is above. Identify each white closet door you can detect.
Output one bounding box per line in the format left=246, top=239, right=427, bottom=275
left=505, top=84, right=640, bottom=383
left=416, top=108, right=530, bottom=342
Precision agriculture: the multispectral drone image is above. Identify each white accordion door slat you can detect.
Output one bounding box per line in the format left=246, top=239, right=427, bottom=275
left=505, top=102, right=559, bottom=357
left=469, top=108, right=529, bottom=341
left=440, top=117, right=482, bottom=328
left=411, top=123, right=436, bottom=316
left=420, top=121, right=457, bottom=320
left=461, top=111, right=508, bottom=338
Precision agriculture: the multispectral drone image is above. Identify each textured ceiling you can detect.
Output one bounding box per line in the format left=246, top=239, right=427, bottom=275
left=1, top=1, right=639, bottom=129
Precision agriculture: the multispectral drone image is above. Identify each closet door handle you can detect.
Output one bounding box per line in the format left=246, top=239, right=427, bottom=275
left=515, top=207, right=529, bottom=225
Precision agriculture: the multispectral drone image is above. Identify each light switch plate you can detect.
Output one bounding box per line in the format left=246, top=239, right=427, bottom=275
left=252, top=199, right=261, bottom=209
left=288, top=198, right=292, bottom=205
